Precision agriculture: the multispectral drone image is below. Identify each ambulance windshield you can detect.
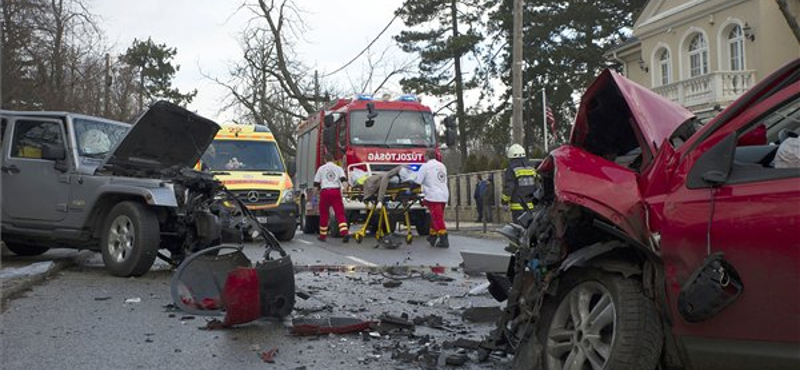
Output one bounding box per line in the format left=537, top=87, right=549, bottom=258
left=201, top=140, right=284, bottom=172
left=349, top=110, right=435, bottom=147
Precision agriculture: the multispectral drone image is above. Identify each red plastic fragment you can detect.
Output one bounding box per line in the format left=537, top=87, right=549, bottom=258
left=221, top=267, right=261, bottom=327
left=260, top=348, right=279, bottom=363
left=290, top=317, right=375, bottom=336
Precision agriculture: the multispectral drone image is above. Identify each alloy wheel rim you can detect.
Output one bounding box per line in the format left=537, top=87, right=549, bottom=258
left=546, top=281, right=616, bottom=370
left=107, top=215, right=135, bottom=263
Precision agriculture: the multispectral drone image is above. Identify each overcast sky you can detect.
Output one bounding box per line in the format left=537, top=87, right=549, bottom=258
left=93, top=0, right=409, bottom=122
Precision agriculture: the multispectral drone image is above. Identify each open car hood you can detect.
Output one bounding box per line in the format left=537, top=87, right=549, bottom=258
left=570, top=69, right=694, bottom=156
left=100, top=101, right=220, bottom=171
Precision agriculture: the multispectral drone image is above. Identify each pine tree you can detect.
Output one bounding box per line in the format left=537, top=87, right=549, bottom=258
left=394, top=0, right=485, bottom=160
left=486, top=0, right=645, bottom=152
left=122, top=38, right=197, bottom=110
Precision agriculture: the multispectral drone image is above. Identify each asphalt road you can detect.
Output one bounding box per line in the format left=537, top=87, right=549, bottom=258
left=271, top=228, right=508, bottom=269
left=0, top=232, right=512, bottom=370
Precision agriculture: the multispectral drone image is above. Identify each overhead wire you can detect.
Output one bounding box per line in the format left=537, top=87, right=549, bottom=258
left=320, top=13, right=400, bottom=78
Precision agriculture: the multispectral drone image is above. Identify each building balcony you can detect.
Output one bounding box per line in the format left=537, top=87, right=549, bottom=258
left=652, top=70, right=756, bottom=109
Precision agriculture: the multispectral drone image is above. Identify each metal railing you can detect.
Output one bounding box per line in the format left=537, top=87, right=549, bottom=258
left=446, top=169, right=510, bottom=230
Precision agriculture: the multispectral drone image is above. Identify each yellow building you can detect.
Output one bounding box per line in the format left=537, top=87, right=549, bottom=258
left=607, top=0, right=800, bottom=119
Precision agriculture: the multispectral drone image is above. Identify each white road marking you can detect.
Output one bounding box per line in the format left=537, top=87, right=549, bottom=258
left=296, top=239, right=313, bottom=245
left=346, top=256, right=378, bottom=267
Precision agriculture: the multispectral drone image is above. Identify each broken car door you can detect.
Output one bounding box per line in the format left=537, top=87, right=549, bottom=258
left=659, top=81, right=800, bottom=369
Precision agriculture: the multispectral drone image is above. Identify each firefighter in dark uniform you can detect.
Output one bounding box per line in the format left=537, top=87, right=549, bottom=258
left=501, top=144, right=537, bottom=222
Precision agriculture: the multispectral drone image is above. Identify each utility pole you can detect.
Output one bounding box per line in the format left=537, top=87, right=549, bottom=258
left=511, top=0, right=524, bottom=145
left=0, top=21, right=4, bottom=109
left=314, top=70, right=320, bottom=110
left=104, top=54, right=111, bottom=117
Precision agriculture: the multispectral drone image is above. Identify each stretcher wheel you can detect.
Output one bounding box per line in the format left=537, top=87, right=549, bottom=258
left=405, top=235, right=413, bottom=245
left=354, top=234, right=363, bottom=244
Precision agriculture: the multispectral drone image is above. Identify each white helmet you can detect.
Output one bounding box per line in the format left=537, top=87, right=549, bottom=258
left=507, top=144, right=526, bottom=159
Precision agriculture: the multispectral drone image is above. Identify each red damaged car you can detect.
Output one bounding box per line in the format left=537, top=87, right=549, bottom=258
left=489, top=58, right=799, bottom=370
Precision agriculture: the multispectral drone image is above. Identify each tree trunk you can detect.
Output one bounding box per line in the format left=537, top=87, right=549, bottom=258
left=451, top=0, right=468, bottom=162
left=775, top=0, right=800, bottom=44
left=259, top=0, right=315, bottom=115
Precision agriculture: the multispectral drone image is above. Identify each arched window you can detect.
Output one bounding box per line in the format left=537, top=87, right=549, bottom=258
left=658, top=49, right=671, bottom=85
left=728, top=25, right=745, bottom=70
left=688, top=33, right=709, bottom=77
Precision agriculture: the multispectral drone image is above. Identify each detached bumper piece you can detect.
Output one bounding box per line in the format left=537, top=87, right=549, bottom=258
left=222, top=256, right=295, bottom=326
left=170, top=247, right=295, bottom=328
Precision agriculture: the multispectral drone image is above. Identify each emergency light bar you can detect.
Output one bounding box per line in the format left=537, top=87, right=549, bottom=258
left=397, top=94, right=418, bottom=102
left=356, top=94, right=374, bottom=101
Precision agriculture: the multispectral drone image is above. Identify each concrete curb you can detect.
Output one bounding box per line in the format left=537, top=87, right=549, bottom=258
left=0, top=257, right=77, bottom=310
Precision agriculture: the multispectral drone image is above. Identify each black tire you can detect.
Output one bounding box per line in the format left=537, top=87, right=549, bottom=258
left=274, top=225, right=296, bottom=241
left=100, top=201, right=160, bottom=277
left=513, top=268, right=662, bottom=370
left=300, top=197, right=319, bottom=234
left=413, top=211, right=431, bottom=236
left=4, top=242, right=49, bottom=256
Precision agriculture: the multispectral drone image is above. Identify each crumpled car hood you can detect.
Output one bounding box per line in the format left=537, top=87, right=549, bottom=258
left=571, top=69, right=694, bottom=154
left=100, top=101, right=220, bottom=172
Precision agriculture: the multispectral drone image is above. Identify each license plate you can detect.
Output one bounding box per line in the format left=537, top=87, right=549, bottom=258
left=257, top=216, right=268, bottom=223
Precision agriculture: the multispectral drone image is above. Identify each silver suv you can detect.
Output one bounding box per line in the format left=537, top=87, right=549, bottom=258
left=1, top=101, right=242, bottom=277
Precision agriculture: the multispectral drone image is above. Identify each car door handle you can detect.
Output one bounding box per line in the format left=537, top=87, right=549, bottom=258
left=1, top=165, right=20, bottom=174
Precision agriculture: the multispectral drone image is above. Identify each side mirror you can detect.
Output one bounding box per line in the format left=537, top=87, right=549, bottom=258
left=445, top=129, right=456, bottom=147
left=41, top=143, right=66, bottom=161
left=322, top=126, right=336, bottom=148
left=366, top=103, right=378, bottom=120
left=324, top=114, right=335, bottom=128
left=702, top=170, right=727, bottom=187
left=286, top=162, right=296, bottom=178
left=442, top=116, right=457, bottom=147
left=687, top=133, right=735, bottom=189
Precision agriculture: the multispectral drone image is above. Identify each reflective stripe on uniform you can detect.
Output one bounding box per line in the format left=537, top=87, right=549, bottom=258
left=510, top=202, right=534, bottom=211
left=513, top=168, right=537, bottom=177
left=338, top=223, right=348, bottom=232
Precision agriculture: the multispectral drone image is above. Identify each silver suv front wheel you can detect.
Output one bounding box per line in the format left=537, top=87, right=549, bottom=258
left=100, top=201, right=160, bottom=277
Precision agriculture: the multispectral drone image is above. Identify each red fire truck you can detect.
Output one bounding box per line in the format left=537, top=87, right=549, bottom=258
left=295, top=94, right=455, bottom=236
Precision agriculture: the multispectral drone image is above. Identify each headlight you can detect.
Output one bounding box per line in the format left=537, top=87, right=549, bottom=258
left=280, top=189, right=294, bottom=204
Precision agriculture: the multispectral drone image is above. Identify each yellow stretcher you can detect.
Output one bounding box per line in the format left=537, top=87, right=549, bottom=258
left=343, top=183, right=423, bottom=248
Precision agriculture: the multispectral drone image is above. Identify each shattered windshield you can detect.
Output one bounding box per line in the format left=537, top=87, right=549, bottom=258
left=201, top=140, right=284, bottom=172
left=350, top=110, right=435, bottom=147
left=74, top=118, right=129, bottom=159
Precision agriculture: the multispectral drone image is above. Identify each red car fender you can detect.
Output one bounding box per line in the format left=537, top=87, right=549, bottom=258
left=550, top=146, right=648, bottom=245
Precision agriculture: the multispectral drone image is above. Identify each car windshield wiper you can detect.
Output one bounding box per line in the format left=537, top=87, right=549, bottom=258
left=382, top=111, right=406, bottom=145
left=261, top=171, right=285, bottom=176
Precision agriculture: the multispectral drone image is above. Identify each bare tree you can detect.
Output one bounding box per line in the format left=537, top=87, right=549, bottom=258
left=209, top=0, right=415, bottom=159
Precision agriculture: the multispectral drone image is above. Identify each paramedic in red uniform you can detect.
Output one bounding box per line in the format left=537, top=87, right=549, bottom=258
left=414, top=149, right=450, bottom=248
left=314, top=152, right=350, bottom=242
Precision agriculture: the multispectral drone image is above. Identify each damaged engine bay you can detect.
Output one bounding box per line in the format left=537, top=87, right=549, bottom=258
left=98, top=163, right=275, bottom=265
